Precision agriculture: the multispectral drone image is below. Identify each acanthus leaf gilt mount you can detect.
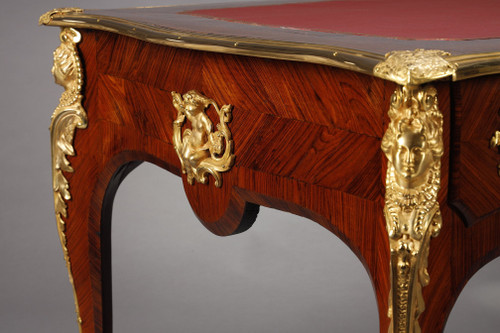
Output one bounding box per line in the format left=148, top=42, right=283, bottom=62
left=375, top=49, right=455, bottom=333
left=49, top=26, right=87, bottom=332
left=172, top=90, right=235, bottom=187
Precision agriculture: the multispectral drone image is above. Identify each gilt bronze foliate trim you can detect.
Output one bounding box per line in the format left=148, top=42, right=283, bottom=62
left=377, top=50, right=449, bottom=333
left=172, top=90, right=235, bottom=187
left=50, top=27, right=87, bottom=332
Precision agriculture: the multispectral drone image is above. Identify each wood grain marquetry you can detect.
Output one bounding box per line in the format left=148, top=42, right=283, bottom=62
left=57, top=29, right=500, bottom=333
left=449, top=74, right=500, bottom=225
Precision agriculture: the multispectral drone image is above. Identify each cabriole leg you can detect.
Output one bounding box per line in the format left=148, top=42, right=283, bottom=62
left=374, top=50, right=455, bottom=333
left=50, top=26, right=87, bottom=332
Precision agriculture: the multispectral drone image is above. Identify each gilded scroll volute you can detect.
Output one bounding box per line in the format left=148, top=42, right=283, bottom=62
left=172, top=90, right=235, bottom=187
left=50, top=27, right=87, bottom=331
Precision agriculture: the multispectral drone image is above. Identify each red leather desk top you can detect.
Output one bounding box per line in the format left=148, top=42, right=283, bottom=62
left=187, top=0, right=500, bottom=40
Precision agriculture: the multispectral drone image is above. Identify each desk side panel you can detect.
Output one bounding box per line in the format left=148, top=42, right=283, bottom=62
left=66, top=29, right=500, bottom=333
left=86, top=30, right=393, bottom=330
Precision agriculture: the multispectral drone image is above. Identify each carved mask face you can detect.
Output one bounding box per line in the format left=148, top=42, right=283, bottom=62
left=51, top=52, right=64, bottom=86
left=184, top=102, right=200, bottom=116
left=392, top=128, right=433, bottom=189
left=52, top=46, right=75, bottom=88
left=182, top=92, right=205, bottom=117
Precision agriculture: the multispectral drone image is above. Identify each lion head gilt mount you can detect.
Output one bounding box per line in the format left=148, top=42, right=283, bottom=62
left=172, top=90, right=235, bottom=188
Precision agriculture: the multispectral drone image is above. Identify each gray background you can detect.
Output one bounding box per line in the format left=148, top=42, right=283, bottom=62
left=1, top=0, right=498, bottom=332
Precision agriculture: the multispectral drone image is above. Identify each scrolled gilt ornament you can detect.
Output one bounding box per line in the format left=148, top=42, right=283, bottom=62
left=374, top=49, right=457, bottom=85
left=382, top=84, right=444, bottom=333
left=50, top=27, right=87, bottom=331
left=172, top=90, right=235, bottom=187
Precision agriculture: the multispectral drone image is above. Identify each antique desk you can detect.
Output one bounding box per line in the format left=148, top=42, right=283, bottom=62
left=40, top=1, right=500, bottom=332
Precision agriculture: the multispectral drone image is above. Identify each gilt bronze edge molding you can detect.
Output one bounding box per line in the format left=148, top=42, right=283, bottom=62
left=38, top=8, right=382, bottom=76
left=50, top=26, right=87, bottom=332
left=40, top=9, right=500, bottom=83
left=39, top=8, right=84, bottom=26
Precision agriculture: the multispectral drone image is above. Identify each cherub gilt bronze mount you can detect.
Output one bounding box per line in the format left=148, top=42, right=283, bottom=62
left=172, top=90, right=235, bottom=187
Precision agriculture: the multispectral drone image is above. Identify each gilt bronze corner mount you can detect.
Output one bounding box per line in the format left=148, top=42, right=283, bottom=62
left=374, top=49, right=457, bottom=86
left=376, top=49, right=452, bottom=333
left=50, top=27, right=87, bottom=332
